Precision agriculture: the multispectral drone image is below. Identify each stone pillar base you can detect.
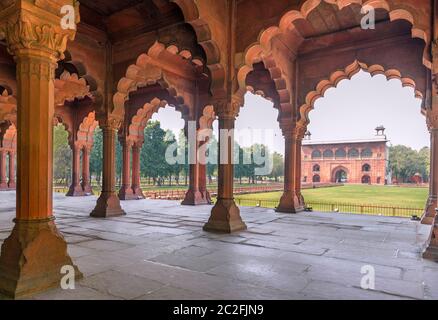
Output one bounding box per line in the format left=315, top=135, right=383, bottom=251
left=118, top=187, right=137, bottom=201
left=66, top=184, right=85, bottom=197
left=133, top=187, right=145, bottom=200
left=7, top=182, right=16, bottom=190
left=423, top=245, right=438, bottom=261
left=421, top=198, right=437, bottom=225
left=0, top=182, right=8, bottom=190
left=276, top=191, right=305, bottom=213
left=82, top=184, right=93, bottom=196
left=182, top=190, right=212, bottom=205
left=0, top=219, right=82, bottom=299
left=90, top=192, right=126, bottom=218
left=203, top=198, right=246, bottom=233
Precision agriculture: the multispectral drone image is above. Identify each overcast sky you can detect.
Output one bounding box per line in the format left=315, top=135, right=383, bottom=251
left=153, top=70, right=429, bottom=154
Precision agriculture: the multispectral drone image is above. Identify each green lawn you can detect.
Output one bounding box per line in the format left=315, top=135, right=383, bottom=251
left=235, top=185, right=428, bottom=209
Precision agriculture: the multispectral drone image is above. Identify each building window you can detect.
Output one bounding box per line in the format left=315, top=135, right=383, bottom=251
left=303, top=176, right=307, bottom=183
left=323, top=149, right=334, bottom=158
left=313, top=164, right=320, bottom=172
left=362, top=164, right=371, bottom=172
left=348, top=148, right=359, bottom=158
left=361, top=148, right=373, bottom=158
left=335, top=148, right=347, bottom=158
left=311, top=150, right=322, bottom=159
left=313, top=175, right=321, bottom=183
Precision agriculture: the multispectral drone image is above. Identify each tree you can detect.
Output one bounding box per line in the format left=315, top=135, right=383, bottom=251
left=389, top=145, right=430, bottom=183
left=53, top=124, right=72, bottom=185
left=418, top=146, right=430, bottom=182
left=140, top=121, right=169, bottom=185
left=269, top=152, right=284, bottom=182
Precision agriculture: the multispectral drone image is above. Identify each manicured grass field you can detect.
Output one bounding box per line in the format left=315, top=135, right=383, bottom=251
left=235, top=185, right=428, bottom=209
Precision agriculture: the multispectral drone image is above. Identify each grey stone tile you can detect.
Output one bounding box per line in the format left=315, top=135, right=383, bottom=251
left=81, top=270, right=165, bottom=299
left=0, top=192, right=435, bottom=300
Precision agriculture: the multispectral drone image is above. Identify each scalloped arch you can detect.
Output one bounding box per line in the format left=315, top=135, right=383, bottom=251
left=239, top=0, right=431, bottom=100
left=128, top=98, right=185, bottom=143
left=58, top=51, right=101, bottom=108
left=0, top=88, right=17, bottom=126
left=297, top=60, right=424, bottom=128
left=55, top=71, right=91, bottom=106
left=77, top=112, right=99, bottom=148
left=1, top=123, right=16, bottom=150
left=237, top=55, right=292, bottom=117
left=170, top=0, right=225, bottom=95
left=113, top=42, right=187, bottom=120
left=199, top=105, right=216, bottom=130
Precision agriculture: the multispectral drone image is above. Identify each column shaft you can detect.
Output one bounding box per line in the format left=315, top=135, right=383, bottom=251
left=0, top=150, right=7, bottom=189
left=91, top=125, right=125, bottom=217
left=8, top=151, right=15, bottom=189
left=423, top=129, right=438, bottom=224
left=131, top=144, right=144, bottom=199
left=0, top=39, right=82, bottom=298
left=82, top=147, right=92, bottom=195
left=182, top=137, right=210, bottom=205
left=118, top=140, right=135, bottom=200
left=203, top=112, right=246, bottom=232
left=66, top=145, right=84, bottom=196
left=276, top=128, right=305, bottom=213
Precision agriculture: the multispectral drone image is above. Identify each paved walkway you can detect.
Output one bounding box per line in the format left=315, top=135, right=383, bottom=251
left=0, top=191, right=437, bottom=300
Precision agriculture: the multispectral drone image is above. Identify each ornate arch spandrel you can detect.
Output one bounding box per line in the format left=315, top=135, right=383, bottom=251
left=170, top=0, right=225, bottom=97
left=112, top=41, right=197, bottom=121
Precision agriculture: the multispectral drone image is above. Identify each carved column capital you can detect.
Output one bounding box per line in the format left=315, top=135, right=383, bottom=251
left=213, top=96, right=242, bottom=120
left=280, top=118, right=307, bottom=141
left=427, top=107, right=438, bottom=131
left=293, top=125, right=307, bottom=141
left=97, top=114, right=123, bottom=132
left=0, top=0, right=79, bottom=60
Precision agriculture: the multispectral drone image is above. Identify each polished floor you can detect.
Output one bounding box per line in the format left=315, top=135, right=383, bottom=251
left=0, top=191, right=437, bottom=300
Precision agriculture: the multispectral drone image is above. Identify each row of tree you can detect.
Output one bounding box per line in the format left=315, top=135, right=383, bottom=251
left=388, top=145, right=430, bottom=183
left=53, top=121, right=285, bottom=187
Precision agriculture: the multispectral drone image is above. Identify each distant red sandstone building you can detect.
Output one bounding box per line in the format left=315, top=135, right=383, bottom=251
left=302, top=128, right=389, bottom=185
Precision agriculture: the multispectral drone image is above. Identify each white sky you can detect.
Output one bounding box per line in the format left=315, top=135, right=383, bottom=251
left=152, top=70, right=429, bottom=154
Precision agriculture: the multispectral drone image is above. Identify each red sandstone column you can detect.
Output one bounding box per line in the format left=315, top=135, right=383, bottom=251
left=198, top=140, right=211, bottom=204
left=66, top=144, right=84, bottom=196
left=423, top=126, right=438, bottom=224
left=182, top=135, right=210, bottom=205
left=422, top=4, right=438, bottom=260
left=203, top=103, right=246, bottom=232
left=81, top=146, right=93, bottom=195
left=0, top=150, right=7, bottom=189
left=0, top=2, right=82, bottom=298
left=295, top=137, right=305, bottom=207
left=131, top=143, right=144, bottom=199
left=276, top=124, right=305, bottom=213
left=8, top=151, right=15, bottom=189
left=91, top=120, right=126, bottom=217
left=118, top=139, right=135, bottom=200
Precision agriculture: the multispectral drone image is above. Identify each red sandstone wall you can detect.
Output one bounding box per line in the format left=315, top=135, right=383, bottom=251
left=302, top=141, right=388, bottom=185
